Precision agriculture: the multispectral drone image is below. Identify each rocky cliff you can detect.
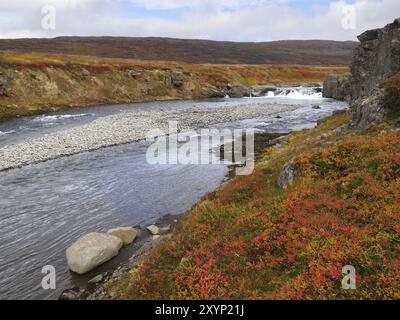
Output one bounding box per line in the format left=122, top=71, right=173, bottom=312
left=323, top=18, right=400, bottom=130
left=351, top=18, right=400, bottom=130
left=351, top=18, right=400, bottom=100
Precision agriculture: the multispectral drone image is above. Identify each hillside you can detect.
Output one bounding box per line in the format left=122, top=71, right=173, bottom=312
left=101, top=112, right=400, bottom=300
left=0, top=37, right=357, bottom=66
left=0, top=51, right=348, bottom=121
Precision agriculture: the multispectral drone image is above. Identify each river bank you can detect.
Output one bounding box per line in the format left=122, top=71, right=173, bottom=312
left=0, top=103, right=298, bottom=171
left=95, top=110, right=400, bottom=300
left=60, top=213, right=183, bottom=300
left=0, top=94, right=349, bottom=300
left=60, top=130, right=290, bottom=300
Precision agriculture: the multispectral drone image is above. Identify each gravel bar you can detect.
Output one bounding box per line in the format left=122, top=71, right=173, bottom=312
left=0, top=103, right=298, bottom=171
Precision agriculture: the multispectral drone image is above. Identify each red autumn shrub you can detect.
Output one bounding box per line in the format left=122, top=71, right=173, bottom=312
left=117, top=126, right=400, bottom=300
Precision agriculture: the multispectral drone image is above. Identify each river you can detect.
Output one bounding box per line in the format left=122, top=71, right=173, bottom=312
left=0, top=89, right=349, bottom=300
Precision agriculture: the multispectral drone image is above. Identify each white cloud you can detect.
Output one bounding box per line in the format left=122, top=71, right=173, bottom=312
left=0, top=0, right=398, bottom=40
left=128, top=0, right=274, bottom=10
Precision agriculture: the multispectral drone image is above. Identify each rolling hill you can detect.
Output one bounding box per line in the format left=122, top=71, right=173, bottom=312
left=0, top=37, right=357, bottom=66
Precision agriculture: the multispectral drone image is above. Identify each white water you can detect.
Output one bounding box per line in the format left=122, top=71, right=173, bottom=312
left=0, top=130, right=15, bottom=135
left=284, top=90, right=322, bottom=99
left=267, top=86, right=322, bottom=99
left=32, top=113, right=94, bottom=122
left=267, top=91, right=275, bottom=97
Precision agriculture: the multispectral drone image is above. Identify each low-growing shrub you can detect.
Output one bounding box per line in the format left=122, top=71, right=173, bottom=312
left=110, top=116, right=400, bottom=300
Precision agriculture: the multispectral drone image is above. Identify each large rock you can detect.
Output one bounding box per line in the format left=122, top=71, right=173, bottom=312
left=351, top=18, right=400, bottom=100
left=107, top=227, right=138, bottom=246
left=350, top=18, right=400, bottom=129
left=66, top=233, right=123, bottom=275
left=322, top=73, right=351, bottom=101
left=277, top=160, right=297, bottom=189
left=251, top=85, right=277, bottom=97
left=227, top=85, right=251, bottom=98
left=202, top=86, right=227, bottom=98
left=351, top=87, right=386, bottom=131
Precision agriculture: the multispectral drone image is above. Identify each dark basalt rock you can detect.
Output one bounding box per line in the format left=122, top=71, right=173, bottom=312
left=351, top=87, right=386, bottom=131
left=350, top=18, right=400, bottom=130
left=351, top=18, right=400, bottom=100
left=358, top=28, right=380, bottom=43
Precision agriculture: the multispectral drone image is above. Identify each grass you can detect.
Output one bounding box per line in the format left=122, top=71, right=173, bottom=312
left=103, top=112, right=400, bottom=300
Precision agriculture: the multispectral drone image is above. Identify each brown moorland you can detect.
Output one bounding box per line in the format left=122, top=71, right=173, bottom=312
left=0, top=37, right=358, bottom=66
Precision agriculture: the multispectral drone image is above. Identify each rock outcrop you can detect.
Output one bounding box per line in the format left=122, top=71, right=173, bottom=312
left=351, top=18, right=400, bottom=100
left=350, top=18, right=400, bottom=129
left=322, top=73, right=351, bottom=101
left=351, top=87, right=386, bottom=131
left=277, top=160, right=297, bottom=189
left=227, top=85, right=251, bottom=98
left=251, top=85, right=277, bottom=97
left=66, top=232, right=123, bottom=275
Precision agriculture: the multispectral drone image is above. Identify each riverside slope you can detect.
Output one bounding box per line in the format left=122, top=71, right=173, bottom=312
left=0, top=51, right=348, bottom=121
left=0, top=103, right=297, bottom=171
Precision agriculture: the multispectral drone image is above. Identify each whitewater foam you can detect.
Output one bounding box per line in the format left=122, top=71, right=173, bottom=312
left=32, top=113, right=93, bottom=122
left=0, top=130, right=16, bottom=135
left=275, top=87, right=323, bottom=99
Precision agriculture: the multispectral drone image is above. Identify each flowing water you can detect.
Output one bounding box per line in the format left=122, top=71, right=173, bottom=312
left=0, top=89, right=349, bottom=300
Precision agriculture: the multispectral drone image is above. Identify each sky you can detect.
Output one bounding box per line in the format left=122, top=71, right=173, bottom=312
left=0, top=0, right=398, bottom=41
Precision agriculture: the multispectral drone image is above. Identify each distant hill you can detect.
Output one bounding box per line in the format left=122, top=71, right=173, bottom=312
left=0, top=37, right=357, bottom=66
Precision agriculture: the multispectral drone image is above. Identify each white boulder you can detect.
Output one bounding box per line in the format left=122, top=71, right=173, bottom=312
left=66, top=232, right=123, bottom=275
left=107, top=227, right=138, bottom=246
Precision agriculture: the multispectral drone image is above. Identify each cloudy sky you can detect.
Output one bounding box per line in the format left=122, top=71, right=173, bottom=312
left=0, top=0, right=398, bottom=41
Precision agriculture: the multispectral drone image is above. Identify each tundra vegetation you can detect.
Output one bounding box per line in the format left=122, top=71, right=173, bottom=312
left=101, top=110, right=400, bottom=300
left=0, top=51, right=348, bottom=121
